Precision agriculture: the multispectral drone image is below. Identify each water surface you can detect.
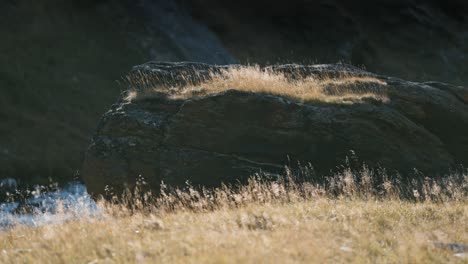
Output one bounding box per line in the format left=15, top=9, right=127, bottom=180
left=0, top=182, right=99, bottom=228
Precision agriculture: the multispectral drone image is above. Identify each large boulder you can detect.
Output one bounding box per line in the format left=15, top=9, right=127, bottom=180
left=82, top=62, right=468, bottom=197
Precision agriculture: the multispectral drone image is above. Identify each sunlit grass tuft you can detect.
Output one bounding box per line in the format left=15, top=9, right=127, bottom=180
left=125, top=65, right=389, bottom=104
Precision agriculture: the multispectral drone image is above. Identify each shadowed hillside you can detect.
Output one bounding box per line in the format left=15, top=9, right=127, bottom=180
left=184, top=0, right=468, bottom=84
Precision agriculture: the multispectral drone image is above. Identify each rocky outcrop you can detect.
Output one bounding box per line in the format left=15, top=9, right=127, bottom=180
left=82, top=62, right=468, bottom=197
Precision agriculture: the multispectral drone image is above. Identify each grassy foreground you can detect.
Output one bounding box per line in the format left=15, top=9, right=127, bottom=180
left=1, top=170, right=467, bottom=263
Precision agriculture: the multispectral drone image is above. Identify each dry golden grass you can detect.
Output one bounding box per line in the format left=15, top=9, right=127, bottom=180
left=125, top=66, right=389, bottom=104
left=1, top=169, right=467, bottom=263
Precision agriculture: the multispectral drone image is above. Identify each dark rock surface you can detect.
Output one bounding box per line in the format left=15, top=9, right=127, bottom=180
left=82, top=62, right=468, bottom=197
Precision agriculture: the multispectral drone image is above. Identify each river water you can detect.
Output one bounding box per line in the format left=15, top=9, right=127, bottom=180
left=0, top=182, right=99, bottom=228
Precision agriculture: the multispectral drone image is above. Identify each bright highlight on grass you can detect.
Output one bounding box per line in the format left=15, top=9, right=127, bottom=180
left=125, top=66, right=389, bottom=104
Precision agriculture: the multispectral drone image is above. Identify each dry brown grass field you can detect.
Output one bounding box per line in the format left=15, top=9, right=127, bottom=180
left=1, top=168, right=467, bottom=263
